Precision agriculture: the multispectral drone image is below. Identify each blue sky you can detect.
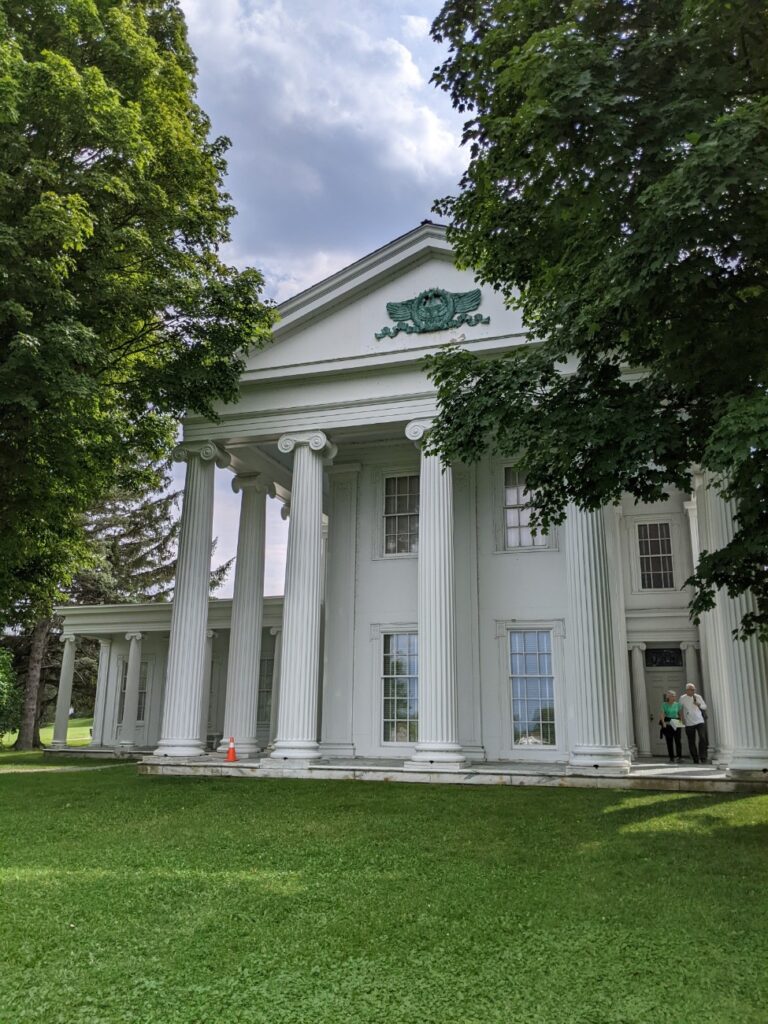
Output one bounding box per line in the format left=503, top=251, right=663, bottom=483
left=177, top=0, right=467, bottom=594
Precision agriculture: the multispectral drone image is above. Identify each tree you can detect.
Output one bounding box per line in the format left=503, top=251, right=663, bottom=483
left=0, top=647, right=21, bottom=739
left=0, top=0, right=276, bottom=628
left=427, top=0, right=768, bottom=638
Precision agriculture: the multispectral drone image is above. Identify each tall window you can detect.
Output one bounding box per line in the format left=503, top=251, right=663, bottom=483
left=382, top=632, right=418, bottom=743
left=637, top=522, right=674, bottom=589
left=509, top=630, right=555, bottom=746
left=117, top=660, right=148, bottom=724
left=257, top=655, right=274, bottom=730
left=504, top=469, right=547, bottom=548
left=384, top=475, right=419, bottom=554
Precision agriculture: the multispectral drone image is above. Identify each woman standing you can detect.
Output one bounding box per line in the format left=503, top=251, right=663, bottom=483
left=659, top=690, right=683, bottom=763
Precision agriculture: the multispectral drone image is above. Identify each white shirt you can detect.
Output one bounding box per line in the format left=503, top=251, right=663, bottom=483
left=680, top=692, right=707, bottom=726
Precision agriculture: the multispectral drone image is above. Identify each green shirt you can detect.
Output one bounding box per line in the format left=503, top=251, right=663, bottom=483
left=662, top=701, right=680, bottom=719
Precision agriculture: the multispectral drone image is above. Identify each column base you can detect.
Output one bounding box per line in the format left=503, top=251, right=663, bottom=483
left=269, top=739, right=321, bottom=761
left=403, top=743, right=468, bottom=771
left=725, top=751, right=768, bottom=780
left=49, top=741, right=67, bottom=751
left=216, top=738, right=261, bottom=758
left=567, top=746, right=631, bottom=776
left=153, top=739, right=206, bottom=757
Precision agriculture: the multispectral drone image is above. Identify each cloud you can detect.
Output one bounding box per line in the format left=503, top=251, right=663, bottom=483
left=402, top=14, right=431, bottom=40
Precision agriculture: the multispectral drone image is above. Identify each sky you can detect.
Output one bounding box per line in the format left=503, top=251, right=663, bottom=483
left=176, top=0, right=468, bottom=595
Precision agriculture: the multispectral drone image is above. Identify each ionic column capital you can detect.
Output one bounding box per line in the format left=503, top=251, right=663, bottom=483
left=125, top=632, right=143, bottom=642
left=232, top=473, right=276, bottom=497
left=172, top=441, right=231, bottom=469
left=404, top=419, right=434, bottom=447
left=59, top=635, right=76, bottom=647
left=628, top=641, right=646, bottom=652
left=277, top=431, right=337, bottom=461
left=270, top=626, right=283, bottom=637
left=680, top=641, right=700, bottom=652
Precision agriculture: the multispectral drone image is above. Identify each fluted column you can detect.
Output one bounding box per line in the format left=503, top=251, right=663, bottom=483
left=270, top=431, right=336, bottom=761
left=155, top=441, right=230, bottom=757
left=119, top=632, right=143, bottom=749
left=89, top=639, right=112, bottom=747
left=218, top=474, right=273, bottom=757
left=269, top=626, right=283, bottom=747
left=566, top=505, right=630, bottom=773
left=51, top=636, right=77, bottom=749
left=628, top=643, right=651, bottom=757
left=712, top=497, right=768, bottom=777
left=404, top=420, right=466, bottom=769
left=199, top=630, right=216, bottom=747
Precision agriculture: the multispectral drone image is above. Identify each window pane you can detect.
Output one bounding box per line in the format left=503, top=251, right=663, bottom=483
left=508, top=630, right=556, bottom=747
left=638, top=522, right=674, bottom=590
left=382, top=633, right=418, bottom=744
left=383, top=476, right=420, bottom=554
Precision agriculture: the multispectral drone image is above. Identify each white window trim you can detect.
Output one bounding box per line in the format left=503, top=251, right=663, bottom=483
left=494, top=619, right=565, bottom=761
left=369, top=622, right=418, bottom=755
left=493, top=464, right=558, bottom=554
left=627, top=514, right=683, bottom=594
left=371, top=464, right=420, bottom=561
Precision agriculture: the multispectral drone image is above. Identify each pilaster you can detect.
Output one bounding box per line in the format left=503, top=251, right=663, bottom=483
left=628, top=643, right=651, bottom=757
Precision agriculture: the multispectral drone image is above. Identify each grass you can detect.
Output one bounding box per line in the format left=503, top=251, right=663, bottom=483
left=1, top=716, right=93, bottom=749
left=0, top=757, right=766, bottom=1024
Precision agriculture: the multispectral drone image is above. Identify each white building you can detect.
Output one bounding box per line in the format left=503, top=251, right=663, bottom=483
left=53, top=224, right=768, bottom=781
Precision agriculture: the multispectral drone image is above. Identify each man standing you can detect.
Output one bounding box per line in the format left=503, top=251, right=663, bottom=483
left=679, top=683, right=708, bottom=764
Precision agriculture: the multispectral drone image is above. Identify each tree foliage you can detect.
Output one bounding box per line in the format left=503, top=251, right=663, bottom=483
left=428, top=0, right=768, bottom=637
left=0, top=0, right=276, bottom=627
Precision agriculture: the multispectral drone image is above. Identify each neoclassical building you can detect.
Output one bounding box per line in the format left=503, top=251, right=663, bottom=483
left=53, top=223, right=768, bottom=781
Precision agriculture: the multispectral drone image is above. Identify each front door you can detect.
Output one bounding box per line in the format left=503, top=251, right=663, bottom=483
left=646, top=668, right=686, bottom=758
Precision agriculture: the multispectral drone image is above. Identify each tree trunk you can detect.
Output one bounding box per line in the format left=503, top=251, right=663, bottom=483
left=15, top=618, right=51, bottom=750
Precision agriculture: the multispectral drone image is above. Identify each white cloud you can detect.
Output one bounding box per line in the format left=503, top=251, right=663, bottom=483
left=181, top=0, right=464, bottom=182
left=402, top=14, right=431, bottom=40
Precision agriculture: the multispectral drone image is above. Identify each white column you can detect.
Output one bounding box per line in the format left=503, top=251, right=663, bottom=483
left=155, top=441, right=229, bottom=757
left=628, top=643, right=651, bottom=757
left=218, top=475, right=273, bottom=757
left=681, top=643, right=701, bottom=689
left=51, top=636, right=77, bottom=749
left=119, top=632, right=143, bottom=749
left=199, top=630, right=216, bottom=748
left=268, top=626, right=283, bottom=747
left=89, top=639, right=112, bottom=747
left=686, top=480, right=731, bottom=763
left=566, top=505, right=631, bottom=774
left=270, top=431, right=336, bottom=762
left=404, top=420, right=466, bottom=769
left=712, top=499, right=768, bottom=776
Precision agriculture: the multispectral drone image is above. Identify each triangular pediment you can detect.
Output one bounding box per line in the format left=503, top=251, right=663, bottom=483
left=244, top=223, right=526, bottom=379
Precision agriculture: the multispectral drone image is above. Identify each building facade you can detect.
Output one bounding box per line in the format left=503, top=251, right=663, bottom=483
left=54, top=224, right=768, bottom=779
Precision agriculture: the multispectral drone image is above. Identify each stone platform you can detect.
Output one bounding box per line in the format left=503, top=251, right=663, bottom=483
left=138, top=754, right=768, bottom=794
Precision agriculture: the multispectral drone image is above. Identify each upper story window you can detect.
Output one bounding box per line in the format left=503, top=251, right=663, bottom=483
left=637, top=522, right=674, bottom=589
left=504, top=469, right=547, bottom=549
left=384, top=474, right=419, bottom=555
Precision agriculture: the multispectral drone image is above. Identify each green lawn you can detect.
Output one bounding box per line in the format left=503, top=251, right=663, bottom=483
left=1, top=758, right=766, bottom=1024
left=1, top=716, right=93, bottom=749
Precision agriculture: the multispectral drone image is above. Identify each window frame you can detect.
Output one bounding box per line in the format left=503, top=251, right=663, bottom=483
left=626, top=514, right=685, bottom=595
left=372, top=464, right=420, bottom=561
left=493, top=464, right=557, bottom=554
left=380, top=630, right=419, bottom=746
left=494, top=619, right=565, bottom=760
left=635, top=520, right=675, bottom=591
left=113, top=654, right=155, bottom=736
left=368, top=622, right=419, bottom=755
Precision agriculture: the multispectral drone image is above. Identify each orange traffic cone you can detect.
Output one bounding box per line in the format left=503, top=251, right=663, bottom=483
left=225, top=736, right=237, bottom=762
